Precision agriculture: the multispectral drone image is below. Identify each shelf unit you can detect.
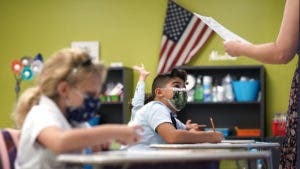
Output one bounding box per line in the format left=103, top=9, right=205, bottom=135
left=98, top=67, right=133, bottom=124
left=176, top=65, right=266, bottom=138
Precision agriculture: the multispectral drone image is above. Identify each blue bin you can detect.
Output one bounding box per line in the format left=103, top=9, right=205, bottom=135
left=88, top=116, right=100, bottom=126
left=204, top=128, right=230, bottom=137
left=232, top=80, right=260, bottom=102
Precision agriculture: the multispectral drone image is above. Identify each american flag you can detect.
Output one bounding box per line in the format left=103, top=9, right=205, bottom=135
left=157, top=0, right=214, bottom=74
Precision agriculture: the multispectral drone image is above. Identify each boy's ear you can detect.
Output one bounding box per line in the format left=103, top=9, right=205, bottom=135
left=155, top=88, right=164, bottom=98
left=57, top=81, right=70, bottom=98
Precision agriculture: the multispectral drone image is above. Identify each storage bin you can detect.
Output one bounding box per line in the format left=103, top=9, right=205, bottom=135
left=232, top=80, right=260, bottom=101
left=236, top=128, right=261, bottom=137
left=205, top=128, right=230, bottom=137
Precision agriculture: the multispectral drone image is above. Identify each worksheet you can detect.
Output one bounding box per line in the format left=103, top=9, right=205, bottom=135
left=194, top=13, right=251, bottom=44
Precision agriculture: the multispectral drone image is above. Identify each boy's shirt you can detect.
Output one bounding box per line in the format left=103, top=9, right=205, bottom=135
left=126, top=101, right=186, bottom=150
left=129, top=81, right=145, bottom=124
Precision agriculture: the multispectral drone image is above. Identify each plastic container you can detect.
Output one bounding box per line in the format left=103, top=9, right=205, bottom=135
left=205, top=128, right=230, bottom=137
left=272, top=122, right=286, bottom=136
left=236, top=129, right=261, bottom=137
left=88, top=116, right=100, bottom=126
left=203, top=76, right=212, bottom=102
left=109, top=95, right=120, bottom=102
left=100, top=95, right=107, bottom=102
left=232, top=80, right=260, bottom=101
left=193, top=76, right=204, bottom=102
left=222, top=74, right=235, bottom=102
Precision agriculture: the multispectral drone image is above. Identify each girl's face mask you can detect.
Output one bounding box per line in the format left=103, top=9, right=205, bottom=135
left=66, top=90, right=101, bottom=123
left=164, top=88, right=187, bottom=112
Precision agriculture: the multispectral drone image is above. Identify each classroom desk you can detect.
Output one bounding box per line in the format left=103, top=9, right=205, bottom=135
left=150, top=142, right=280, bottom=150
left=150, top=142, right=280, bottom=169
left=57, top=149, right=272, bottom=169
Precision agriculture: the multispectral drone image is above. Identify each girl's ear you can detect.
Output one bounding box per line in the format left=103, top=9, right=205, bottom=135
left=57, top=81, right=70, bottom=98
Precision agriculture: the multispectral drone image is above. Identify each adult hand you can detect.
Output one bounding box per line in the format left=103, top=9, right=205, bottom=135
left=223, top=40, right=243, bottom=57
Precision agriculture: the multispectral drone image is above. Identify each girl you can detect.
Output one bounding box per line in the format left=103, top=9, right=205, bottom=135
left=13, top=48, right=141, bottom=169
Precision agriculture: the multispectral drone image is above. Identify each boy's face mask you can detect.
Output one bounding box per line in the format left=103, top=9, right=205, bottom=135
left=164, top=88, right=187, bottom=112
left=66, top=90, right=101, bottom=123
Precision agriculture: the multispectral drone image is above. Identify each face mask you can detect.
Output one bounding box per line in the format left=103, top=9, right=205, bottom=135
left=165, top=88, right=187, bottom=112
left=66, top=90, right=101, bottom=123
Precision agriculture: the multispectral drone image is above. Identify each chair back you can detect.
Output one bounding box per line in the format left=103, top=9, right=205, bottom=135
left=0, top=129, right=20, bottom=169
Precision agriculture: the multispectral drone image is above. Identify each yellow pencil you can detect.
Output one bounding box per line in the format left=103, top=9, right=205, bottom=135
left=209, top=117, right=216, bottom=132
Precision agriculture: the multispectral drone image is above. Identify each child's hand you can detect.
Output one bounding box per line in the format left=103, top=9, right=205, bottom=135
left=116, top=125, right=143, bottom=145
left=99, top=140, right=112, bottom=151
left=92, top=140, right=112, bottom=152
left=207, top=131, right=224, bottom=143
left=185, top=119, right=206, bottom=131
left=133, top=64, right=150, bottom=81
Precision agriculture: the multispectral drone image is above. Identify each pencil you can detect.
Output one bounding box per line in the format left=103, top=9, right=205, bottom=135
left=210, top=117, right=216, bottom=132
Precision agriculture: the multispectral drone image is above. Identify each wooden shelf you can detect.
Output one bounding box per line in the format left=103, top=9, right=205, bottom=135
left=101, top=102, right=123, bottom=105
left=187, top=101, right=260, bottom=105
left=177, top=65, right=266, bottom=137
left=98, top=67, right=133, bottom=124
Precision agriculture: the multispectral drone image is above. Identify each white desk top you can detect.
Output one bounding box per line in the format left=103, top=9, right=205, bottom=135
left=150, top=142, right=280, bottom=149
left=57, top=150, right=271, bottom=165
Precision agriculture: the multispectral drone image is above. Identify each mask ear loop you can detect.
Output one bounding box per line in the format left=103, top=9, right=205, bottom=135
left=73, top=88, right=85, bottom=99
left=171, top=87, right=188, bottom=92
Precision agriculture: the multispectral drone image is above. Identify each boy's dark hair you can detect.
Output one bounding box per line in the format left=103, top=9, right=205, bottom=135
left=151, top=68, right=187, bottom=98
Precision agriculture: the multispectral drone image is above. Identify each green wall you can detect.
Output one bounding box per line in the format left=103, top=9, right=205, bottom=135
left=0, top=0, right=297, bottom=136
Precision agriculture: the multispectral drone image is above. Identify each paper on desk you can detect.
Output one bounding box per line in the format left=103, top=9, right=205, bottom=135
left=221, top=140, right=256, bottom=144
left=194, top=13, right=251, bottom=44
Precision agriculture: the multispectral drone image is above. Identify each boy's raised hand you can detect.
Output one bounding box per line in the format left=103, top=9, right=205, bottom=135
left=116, top=125, right=143, bottom=145
left=133, top=64, right=150, bottom=81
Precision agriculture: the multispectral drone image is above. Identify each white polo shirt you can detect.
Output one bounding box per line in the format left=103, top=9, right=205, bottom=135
left=130, top=81, right=145, bottom=122
left=125, top=101, right=186, bottom=150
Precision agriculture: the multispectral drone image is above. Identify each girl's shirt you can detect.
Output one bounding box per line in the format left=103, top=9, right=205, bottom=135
left=15, top=95, right=83, bottom=169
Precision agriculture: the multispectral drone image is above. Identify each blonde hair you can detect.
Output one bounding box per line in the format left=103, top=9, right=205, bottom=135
left=12, top=48, right=106, bottom=129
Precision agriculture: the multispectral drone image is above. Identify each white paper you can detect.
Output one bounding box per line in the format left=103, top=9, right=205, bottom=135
left=194, top=13, right=251, bottom=44
left=221, top=140, right=256, bottom=144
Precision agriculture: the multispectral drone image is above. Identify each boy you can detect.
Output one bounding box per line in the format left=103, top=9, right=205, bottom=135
left=126, top=68, right=223, bottom=150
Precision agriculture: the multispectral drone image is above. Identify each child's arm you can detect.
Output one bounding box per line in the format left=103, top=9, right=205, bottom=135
left=37, top=124, right=142, bottom=154
left=131, top=64, right=150, bottom=115
left=156, top=123, right=223, bottom=144
left=131, top=81, right=146, bottom=116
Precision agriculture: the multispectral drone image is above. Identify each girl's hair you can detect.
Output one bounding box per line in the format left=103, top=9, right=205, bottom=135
left=12, top=48, right=106, bottom=129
